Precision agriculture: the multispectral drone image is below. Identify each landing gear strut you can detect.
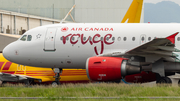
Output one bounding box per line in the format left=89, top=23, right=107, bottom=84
left=52, top=68, right=62, bottom=86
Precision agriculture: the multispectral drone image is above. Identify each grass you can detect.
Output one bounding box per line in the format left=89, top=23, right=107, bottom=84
left=1, top=98, right=180, bottom=101
left=1, top=83, right=180, bottom=101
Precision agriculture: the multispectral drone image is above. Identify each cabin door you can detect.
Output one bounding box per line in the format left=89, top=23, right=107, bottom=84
left=44, top=28, right=57, bottom=51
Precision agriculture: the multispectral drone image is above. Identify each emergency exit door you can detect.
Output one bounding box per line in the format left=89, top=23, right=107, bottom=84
left=44, top=28, right=57, bottom=51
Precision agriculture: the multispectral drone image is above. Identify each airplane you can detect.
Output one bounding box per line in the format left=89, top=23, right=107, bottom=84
left=4, top=23, right=180, bottom=85
left=0, top=0, right=145, bottom=85
left=0, top=53, right=89, bottom=86
left=8, top=1, right=179, bottom=85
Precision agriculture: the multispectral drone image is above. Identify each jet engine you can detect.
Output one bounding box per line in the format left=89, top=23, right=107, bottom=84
left=86, top=57, right=141, bottom=81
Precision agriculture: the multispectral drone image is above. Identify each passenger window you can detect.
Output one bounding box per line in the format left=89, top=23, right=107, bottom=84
left=106, top=37, right=109, bottom=41
left=177, top=37, right=180, bottom=41
left=72, top=37, right=75, bottom=41
left=118, top=37, right=121, bottom=41
left=60, top=37, right=63, bottom=40
left=27, top=35, right=32, bottom=41
left=89, top=37, right=92, bottom=41
left=141, top=37, right=145, bottom=41
left=123, top=37, right=127, bottom=41
left=101, top=37, right=103, bottom=41
left=20, top=35, right=27, bottom=41
left=66, top=37, right=69, bottom=40
left=132, top=37, right=135, bottom=41
left=148, top=37, right=151, bottom=41
left=112, top=37, right=115, bottom=41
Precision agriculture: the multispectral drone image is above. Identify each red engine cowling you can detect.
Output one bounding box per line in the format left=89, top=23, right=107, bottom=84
left=86, top=57, right=141, bottom=81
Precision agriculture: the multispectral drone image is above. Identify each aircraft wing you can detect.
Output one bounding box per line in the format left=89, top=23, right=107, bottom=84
left=101, top=32, right=180, bottom=63
left=125, top=32, right=179, bottom=62
left=0, top=72, right=41, bottom=82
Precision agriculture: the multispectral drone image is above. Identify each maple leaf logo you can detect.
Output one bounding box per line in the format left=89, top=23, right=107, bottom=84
left=61, top=27, right=68, bottom=32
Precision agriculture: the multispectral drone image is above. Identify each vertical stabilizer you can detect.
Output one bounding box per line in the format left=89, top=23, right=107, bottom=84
left=121, top=0, right=143, bottom=23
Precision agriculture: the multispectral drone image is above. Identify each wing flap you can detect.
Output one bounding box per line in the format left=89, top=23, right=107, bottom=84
left=150, top=46, right=179, bottom=52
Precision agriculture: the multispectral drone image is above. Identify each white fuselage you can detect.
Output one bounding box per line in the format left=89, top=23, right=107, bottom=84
left=3, top=23, right=180, bottom=69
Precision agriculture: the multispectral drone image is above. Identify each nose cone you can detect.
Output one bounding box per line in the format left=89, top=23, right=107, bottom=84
left=3, top=42, right=16, bottom=62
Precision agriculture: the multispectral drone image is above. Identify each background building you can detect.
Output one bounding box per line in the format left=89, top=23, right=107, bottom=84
left=0, top=0, right=144, bottom=23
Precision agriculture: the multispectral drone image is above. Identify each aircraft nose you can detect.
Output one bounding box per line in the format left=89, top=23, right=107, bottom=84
left=3, top=42, right=16, bottom=61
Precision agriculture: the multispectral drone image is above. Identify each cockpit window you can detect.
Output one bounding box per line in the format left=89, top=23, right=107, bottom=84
left=27, top=35, right=32, bottom=41
left=20, top=35, right=27, bottom=41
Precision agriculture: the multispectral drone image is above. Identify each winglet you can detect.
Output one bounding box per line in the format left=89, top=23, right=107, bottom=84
left=166, top=32, right=179, bottom=44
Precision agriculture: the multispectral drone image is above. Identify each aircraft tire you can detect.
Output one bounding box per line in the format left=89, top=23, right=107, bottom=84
left=0, top=80, right=3, bottom=86
left=24, top=80, right=30, bottom=86
left=51, top=81, right=60, bottom=87
left=178, top=80, right=180, bottom=87
left=156, top=77, right=172, bottom=85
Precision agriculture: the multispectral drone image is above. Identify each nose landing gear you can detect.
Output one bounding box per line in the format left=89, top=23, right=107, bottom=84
left=52, top=68, right=62, bottom=87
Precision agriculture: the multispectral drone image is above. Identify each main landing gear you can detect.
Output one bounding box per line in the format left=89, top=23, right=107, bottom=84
left=52, top=68, right=62, bottom=87
left=156, top=73, right=172, bottom=86
left=156, top=77, right=172, bottom=84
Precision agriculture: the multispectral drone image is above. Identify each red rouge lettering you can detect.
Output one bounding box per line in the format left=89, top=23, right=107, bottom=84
left=70, top=34, right=80, bottom=44
left=104, top=34, right=114, bottom=45
left=93, top=34, right=101, bottom=43
left=62, top=34, right=72, bottom=44
left=81, top=34, right=93, bottom=45
left=62, top=33, right=114, bottom=55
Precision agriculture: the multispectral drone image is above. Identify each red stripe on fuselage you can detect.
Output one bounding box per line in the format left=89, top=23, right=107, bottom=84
left=27, top=75, right=55, bottom=76
left=2, top=62, right=12, bottom=70
left=0, top=62, right=4, bottom=70
left=2, top=71, right=15, bottom=74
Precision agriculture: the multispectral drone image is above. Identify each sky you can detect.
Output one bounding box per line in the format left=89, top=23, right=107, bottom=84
left=144, top=0, right=180, bottom=6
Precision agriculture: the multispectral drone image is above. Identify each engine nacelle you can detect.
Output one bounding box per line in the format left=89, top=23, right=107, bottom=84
left=86, top=57, right=141, bottom=81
